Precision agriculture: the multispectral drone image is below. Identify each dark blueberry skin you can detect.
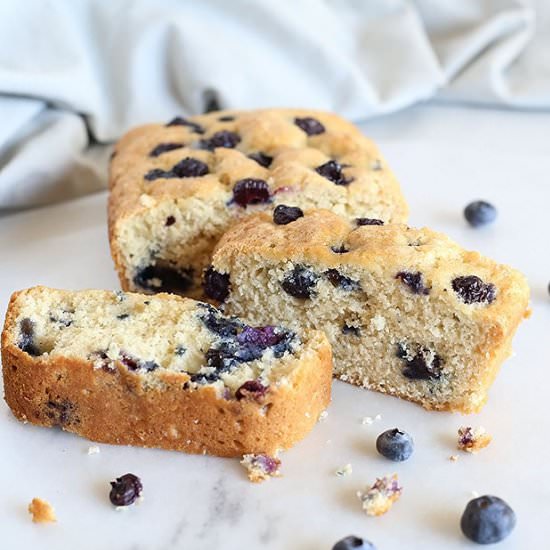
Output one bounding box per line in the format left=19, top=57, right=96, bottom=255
left=165, top=215, right=176, bottom=226
left=294, top=116, right=325, bottom=135
left=248, top=152, right=273, bottom=168
left=203, top=267, right=231, bottom=302
left=356, top=218, right=384, bottom=226
left=133, top=265, right=194, bottom=294
left=199, top=303, right=242, bottom=336
left=376, top=428, right=414, bottom=461
left=315, top=160, right=352, bottom=186
left=18, top=318, right=40, bottom=356
left=273, top=205, right=304, bottom=225
left=396, top=271, right=430, bottom=295
left=165, top=116, right=205, bottom=134
left=396, top=343, right=443, bottom=380
left=461, top=496, right=516, bottom=544
left=342, top=324, right=360, bottom=336
left=452, top=276, right=496, bottom=304
left=464, top=201, right=497, bottom=227
left=332, top=535, right=376, bottom=550
left=200, top=130, right=241, bottom=150
left=119, top=352, right=159, bottom=373
left=109, top=473, right=143, bottom=507
left=281, top=266, right=319, bottom=299
left=144, top=157, right=209, bottom=181
left=235, top=380, right=268, bottom=401
left=218, top=115, right=235, bottom=122
left=325, top=269, right=361, bottom=291
left=149, top=143, right=184, bottom=157
left=331, top=244, right=350, bottom=254
left=232, top=178, right=271, bottom=207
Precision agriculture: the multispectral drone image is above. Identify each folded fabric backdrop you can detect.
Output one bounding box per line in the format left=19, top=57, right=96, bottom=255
left=0, top=0, right=548, bottom=210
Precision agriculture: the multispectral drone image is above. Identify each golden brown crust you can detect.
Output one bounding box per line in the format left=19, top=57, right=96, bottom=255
left=2, top=290, right=332, bottom=457
left=107, top=108, right=408, bottom=295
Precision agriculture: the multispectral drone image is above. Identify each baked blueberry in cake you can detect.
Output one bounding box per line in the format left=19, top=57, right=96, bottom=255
left=108, top=108, right=408, bottom=299
left=206, top=209, right=530, bottom=413
left=1, top=287, right=332, bottom=456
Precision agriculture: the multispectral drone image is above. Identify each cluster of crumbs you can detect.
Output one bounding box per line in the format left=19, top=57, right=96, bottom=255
left=357, top=474, right=402, bottom=516
left=240, top=453, right=281, bottom=483
left=335, top=464, right=353, bottom=477
left=362, top=414, right=382, bottom=425
left=28, top=498, right=56, bottom=524
left=458, top=426, right=492, bottom=453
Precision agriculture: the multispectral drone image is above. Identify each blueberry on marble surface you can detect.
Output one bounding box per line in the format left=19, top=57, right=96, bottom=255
left=452, top=275, right=496, bottom=304
left=461, top=495, right=516, bottom=544
left=332, top=535, right=376, bottom=550
left=376, top=428, right=414, bottom=461
left=294, top=116, right=325, bottom=135
left=273, top=204, right=303, bottom=225
left=464, top=200, right=497, bottom=227
left=109, top=473, right=143, bottom=507
left=203, top=267, right=231, bottom=302
left=281, top=266, right=319, bottom=299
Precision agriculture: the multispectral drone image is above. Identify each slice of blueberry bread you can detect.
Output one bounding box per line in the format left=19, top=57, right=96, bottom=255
left=208, top=209, right=530, bottom=413
left=108, top=108, right=408, bottom=299
left=1, top=287, right=331, bottom=456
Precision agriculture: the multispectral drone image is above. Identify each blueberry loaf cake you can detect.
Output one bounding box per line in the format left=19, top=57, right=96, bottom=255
left=1, top=287, right=332, bottom=456
left=108, top=108, right=408, bottom=299
left=208, top=209, right=530, bottom=413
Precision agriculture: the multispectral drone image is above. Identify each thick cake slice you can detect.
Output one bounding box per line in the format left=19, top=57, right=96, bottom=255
left=1, top=287, right=332, bottom=457
left=108, top=108, right=408, bottom=299
left=208, top=209, right=530, bottom=413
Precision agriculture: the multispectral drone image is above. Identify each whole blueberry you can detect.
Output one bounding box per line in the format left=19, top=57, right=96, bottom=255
left=461, top=495, right=516, bottom=544
left=332, top=535, right=376, bottom=550
left=109, top=473, right=143, bottom=506
left=376, top=428, right=414, bottom=461
left=464, top=201, right=497, bottom=227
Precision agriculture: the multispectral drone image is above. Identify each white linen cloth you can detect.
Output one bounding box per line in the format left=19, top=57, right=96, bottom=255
left=0, top=0, right=548, bottom=210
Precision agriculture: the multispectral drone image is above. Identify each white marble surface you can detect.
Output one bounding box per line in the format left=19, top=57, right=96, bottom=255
left=1, top=104, right=549, bottom=550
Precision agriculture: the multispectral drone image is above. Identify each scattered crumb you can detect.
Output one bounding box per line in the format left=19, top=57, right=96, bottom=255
left=357, top=474, right=402, bottom=516
left=87, top=445, right=100, bottom=455
left=458, top=426, right=492, bottom=453
left=193, top=419, right=200, bottom=425
left=139, top=193, right=156, bottom=207
left=449, top=455, right=459, bottom=462
left=28, top=498, right=56, bottom=524
left=318, top=410, right=329, bottom=422
left=326, top=439, right=332, bottom=445
left=336, top=464, right=353, bottom=477
left=471, top=490, right=480, bottom=498
left=241, top=454, right=281, bottom=483
left=362, top=414, right=382, bottom=425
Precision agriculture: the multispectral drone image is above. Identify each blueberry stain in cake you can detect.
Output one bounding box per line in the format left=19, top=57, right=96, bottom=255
left=273, top=205, right=304, bottom=225
left=133, top=265, right=194, bottom=294
left=165, top=215, right=176, bottom=226
left=342, top=324, right=360, bottom=336
left=144, top=168, right=169, bottom=181
left=218, top=115, right=235, bottom=122
left=396, top=343, right=443, bottom=380
left=203, top=267, right=231, bottom=302
left=236, top=380, right=268, bottom=402
left=144, top=157, right=209, bottom=180
left=356, top=218, right=384, bottom=226
left=294, top=117, right=325, bottom=135
left=175, top=345, right=186, bottom=356
left=464, top=200, right=497, bottom=228
left=116, top=314, right=129, bottom=320
left=376, top=428, right=414, bottom=462
left=248, top=152, right=273, bottom=168
left=165, top=117, right=205, bottom=134
left=119, top=351, right=159, bottom=373
left=45, top=400, right=77, bottom=426
left=232, top=178, right=271, bottom=207
left=315, top=160, right=353, bottom=186
left=109, top=473, right=143, bottom=507
left=452, top=276, right=496, bottom=304
left=200, top=130, right=241, bottom=151
left=331, top=244, right=350, bottom=254
left=325, top=269, right=361, bottom=291
left=461, top=495, right=516, bottom=544
left=396, top=271, right=430, bottom=295
left=281, top=266, right=319, bottom=299
left=18, top=318, right=40, bottom=356
left=149, top=143, right=184, bottom=157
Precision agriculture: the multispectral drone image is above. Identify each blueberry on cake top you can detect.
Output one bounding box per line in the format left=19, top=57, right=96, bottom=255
left=207, top=209, right=530, bottom=413
left=108, top=108, right=408, bottom=299
left=1, top=287, right=332, bottom=456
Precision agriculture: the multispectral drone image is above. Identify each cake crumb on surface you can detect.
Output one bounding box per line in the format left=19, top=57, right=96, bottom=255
left=357, top=474, right=402, bottom=516
left=361, top=414, right=381, bottom=426
left=318, top=410, right=329, bottom=422
left=449, top=455, right=459, bottom=462
left=241, top=453, right=281, bottom=483
left=87, top=445, right=100, bottom=455
left=28, top=498, right=56, bottom=524
left=336, top=464, right=353, bottom=477
left=458, top=426, right=492, bottom=453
